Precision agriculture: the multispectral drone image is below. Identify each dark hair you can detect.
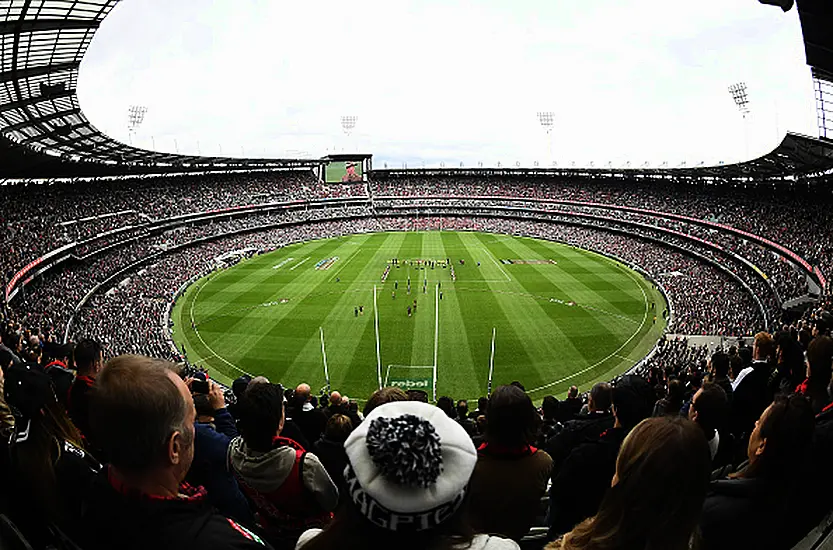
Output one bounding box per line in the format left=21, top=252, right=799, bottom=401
left=299, top=487, right=475, bottom=550
left=775, top=331, right=806, bottom=390
left=237, top=382, right=285, bottom=452
left=486, top=385, right=537, bottom=447
left=407, top=390, right=428, bottom=403
left=691, top=383, right=728, bottom=438
left=90, top=355, right=189, bottom=474
left=73, top=338, right=102, bottom=373
left=364, top=387, right=408, bottom=417
left=562, top=417, right=711, bottom=550
left=612, top=376, right=654, bottom=431
left=193, top=393, right=215, bottom=418
left=807, top=336, right=833, bottom=386
left=541, top=396, right=559, bottom=420
left=744, top=394, right=814, bottom=480
left=436, top=396, right=456, bottom=419
left=477, top=396, right=488, bottom=412
left=455, top=399, right=469, bottom=419
left=710, top=351, right=730, bottom=378
left=589, top=382, right=612, bottom=411
left=324, top=414, right=353, bottom=442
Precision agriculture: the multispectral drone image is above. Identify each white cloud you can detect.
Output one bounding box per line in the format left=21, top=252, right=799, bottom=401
left=78, top=0, right=817, bottom=166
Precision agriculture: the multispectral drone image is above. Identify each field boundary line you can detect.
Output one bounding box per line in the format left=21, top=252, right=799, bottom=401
left=527, top=270, right=649, bottom=395
left=189, top=276, right=254, bottom=378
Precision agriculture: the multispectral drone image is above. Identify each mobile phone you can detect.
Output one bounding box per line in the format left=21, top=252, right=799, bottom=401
left=192, top=380, right=210, bottom=394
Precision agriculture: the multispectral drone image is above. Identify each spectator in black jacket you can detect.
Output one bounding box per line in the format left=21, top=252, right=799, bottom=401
left=68, top=338, right=102, bottom=445
left=700, top=394, right=815, bottom=550
left=731, top=332, right=774, bottom=438
left=312, top=414, right=353, bottom=504
left=293, top=383, right=328, bottom=445
left=548, top=376, right=654, bottom=539
left=545, top=382, right=612, bottom=473
left=4, top=363, right=100, bottom=548
left=688, top=383, right=731, bottom=465
left=558, top=386, right=582, bottom=422
left=707, top=351, right=733, bottom=404
left=80, top=355, right=271, bottom=550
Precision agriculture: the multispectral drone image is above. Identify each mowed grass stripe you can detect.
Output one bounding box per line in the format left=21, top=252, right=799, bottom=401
left=445, top=232, right=543, bottom=390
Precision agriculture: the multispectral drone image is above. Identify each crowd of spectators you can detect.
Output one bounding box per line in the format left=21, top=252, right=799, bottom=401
left=2, top=307, right=833, bottom=549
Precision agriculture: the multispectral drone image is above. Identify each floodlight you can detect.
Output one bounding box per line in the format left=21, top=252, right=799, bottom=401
left=728, top=83, right=750, bottom=117
left=341, top=115, right=358, bottom=136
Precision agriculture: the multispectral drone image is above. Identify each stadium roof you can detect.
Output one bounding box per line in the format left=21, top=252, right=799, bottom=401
left=0, top=1, right=831, bottom=181
left=0, top=0, right=316, bottom=179
left=796, top=0, right=833, bottom=78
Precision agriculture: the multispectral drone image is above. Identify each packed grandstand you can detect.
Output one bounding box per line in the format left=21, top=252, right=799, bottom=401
left=4, top=0, right=833, bottom=549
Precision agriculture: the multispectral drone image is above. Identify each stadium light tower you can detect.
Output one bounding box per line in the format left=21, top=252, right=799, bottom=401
left=341, top=115, right=358, bottom=152
left=127, top=105, right=147, bottom=145
left=537, top=111, right=555, bottom=163
left=728, top=82, right=751, bottom=159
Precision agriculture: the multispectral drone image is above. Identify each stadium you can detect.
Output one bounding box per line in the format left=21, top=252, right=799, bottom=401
left=1, top=0, right=833, bottom=549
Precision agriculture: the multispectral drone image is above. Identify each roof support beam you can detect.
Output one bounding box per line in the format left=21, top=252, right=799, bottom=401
left=0, top=19, right=100, bottom=35
left=0, top=89, right=75, bottom=113
left=2, top=107, right=81, bottom=132
left=0, top=62, right=79, bottom=83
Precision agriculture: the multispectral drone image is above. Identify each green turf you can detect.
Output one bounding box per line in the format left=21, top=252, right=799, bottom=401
left=171, top=231, right=667, bottom=402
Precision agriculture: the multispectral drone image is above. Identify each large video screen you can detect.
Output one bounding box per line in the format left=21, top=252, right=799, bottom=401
left=325, top=161, right=364, bottom=183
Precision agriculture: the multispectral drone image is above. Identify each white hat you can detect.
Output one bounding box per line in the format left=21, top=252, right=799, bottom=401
left=343, top=401, right=477, bottom=532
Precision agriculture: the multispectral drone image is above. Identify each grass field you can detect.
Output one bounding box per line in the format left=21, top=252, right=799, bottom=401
left=171, top=231, right=667, bottom=403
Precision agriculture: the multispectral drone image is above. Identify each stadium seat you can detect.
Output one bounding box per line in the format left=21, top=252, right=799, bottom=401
left=0, top=515, right=33, bottom=550
left=792, top=510, right=833, bottom=550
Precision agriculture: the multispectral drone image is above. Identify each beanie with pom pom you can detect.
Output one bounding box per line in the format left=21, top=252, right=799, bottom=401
left=343, top=400, right=477, bottom=532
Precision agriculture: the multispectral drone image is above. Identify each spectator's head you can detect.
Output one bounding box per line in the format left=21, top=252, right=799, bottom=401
left=73, top=338, right=103, bottom=376
left=485, top=385, right=538, bottom=447
left=329, top=391, right=342, bottom=407
left=813, top=311, right=833, bottom=337
left=436, top=396, right=456, bottom=419
left=90, top=355, right=195, bottom=487
left=231, top=374, right=252, bottom=400
left=237, top=382, right=285, bottom=453
left=708, top=351, right=730, bottom=379
left=568, top=385, right=579, bottom=399
left=745, top=394, right=814, bottom=480
left=752, top=332, right=775, bottom=362
left=806, top=335, right=833, bottom=385
left=563, top=417, right=710, bottom=550
left=612, top=376, right=654, bottom=432
left=43, top=341, right=73, bottom=367
left=407, top=389, right=429, bottom=403
left=476, top=396, right=488, bottom=412
left=588, top=382, right=612, bottom=413
left=324, top=414, right=353, bottom=443
left=688, top=383, right=728, bottom=440
left=295, top=383, right=311, bottom=404
left=364, top=386, right=408, bottom=417
left=455, top=399, right=469, bottom=419
left=666, top=379, right=684, bottom=406
left=541, top=395, right=559, bottom=421
left=302, top=401, right=478, bottom=548
left=510, top=380, right=525, bottom=391
left=775, top=331, right=805, bottom=385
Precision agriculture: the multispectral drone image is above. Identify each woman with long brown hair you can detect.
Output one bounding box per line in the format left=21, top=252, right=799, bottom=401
left=4, top=363, right=100, bottom=547
left=547, top=415, right=711, bottom=550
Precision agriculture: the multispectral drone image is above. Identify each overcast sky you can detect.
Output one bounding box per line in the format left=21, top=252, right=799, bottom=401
left=78, top=0, right=817, bottom=167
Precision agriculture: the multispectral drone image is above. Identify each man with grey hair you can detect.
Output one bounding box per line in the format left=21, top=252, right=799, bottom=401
left=81, top=355, right=270, bottom=549
left=293, top=382, right=327, bottom=444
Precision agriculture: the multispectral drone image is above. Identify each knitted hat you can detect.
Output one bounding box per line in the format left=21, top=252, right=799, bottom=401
left=343, top=401, right=477, bottom=532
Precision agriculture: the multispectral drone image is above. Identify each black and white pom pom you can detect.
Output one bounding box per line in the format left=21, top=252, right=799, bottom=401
left=366, top=414, right=443, bottom=488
